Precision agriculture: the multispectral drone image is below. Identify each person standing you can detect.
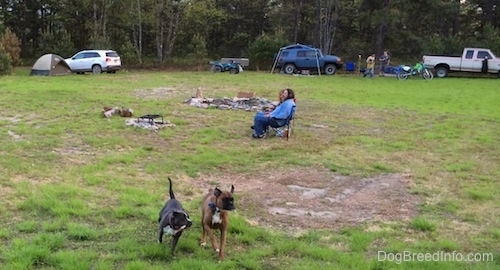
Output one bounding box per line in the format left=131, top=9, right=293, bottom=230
left=379, top=51, right=390, bottom=76
left=363, top=54, right=376, bottom=78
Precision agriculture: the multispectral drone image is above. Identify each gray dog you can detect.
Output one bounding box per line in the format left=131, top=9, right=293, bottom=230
left=158, top=177, right=192, bottom=255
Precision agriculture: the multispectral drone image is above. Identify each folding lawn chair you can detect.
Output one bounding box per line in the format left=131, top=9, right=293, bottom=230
left=267, top=105, right=296, bottom=140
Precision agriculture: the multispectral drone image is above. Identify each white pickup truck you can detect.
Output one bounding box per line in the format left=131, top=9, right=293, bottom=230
left=423, top=48, right=500, bottom=78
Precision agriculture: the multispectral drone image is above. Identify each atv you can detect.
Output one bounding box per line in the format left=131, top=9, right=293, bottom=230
left=210, top=60, right=242, bottom=74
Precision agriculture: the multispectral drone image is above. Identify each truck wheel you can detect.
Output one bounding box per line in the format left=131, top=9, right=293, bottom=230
left=229, top=68, right=239, bottom=74
left=324, top=64, right=337, bottom=75
left=284, top=64, right=296, bottom=74
left=435, top=67, right=448, bottom=78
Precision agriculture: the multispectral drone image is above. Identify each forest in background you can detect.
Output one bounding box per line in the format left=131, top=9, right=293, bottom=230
left=0, top=0, right=499, bottom=70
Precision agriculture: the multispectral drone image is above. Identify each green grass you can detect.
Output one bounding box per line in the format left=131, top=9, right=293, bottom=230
left=411, top=217, right=437, bottom=232
left=0, top=68, right=498, bottom=269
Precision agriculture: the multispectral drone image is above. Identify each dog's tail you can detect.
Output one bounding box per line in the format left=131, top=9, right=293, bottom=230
left=168, top=177, right=175, bottom=199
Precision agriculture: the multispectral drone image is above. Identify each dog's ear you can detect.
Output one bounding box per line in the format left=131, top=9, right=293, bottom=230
left=230, top=185, right=234, bottom=194
left=214, top=187, right=222, bottom=197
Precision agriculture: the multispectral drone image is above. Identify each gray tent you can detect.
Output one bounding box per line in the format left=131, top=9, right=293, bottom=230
left=30, top=54, right=71, bottom=76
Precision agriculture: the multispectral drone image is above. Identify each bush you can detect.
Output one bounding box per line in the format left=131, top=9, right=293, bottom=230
left=247, top=32, right=289, bottom=71
left=119, top=40, right=141, bottom=66
left=0, top=44, right=12, bottom=75
left=0, top=28, right=21, bottom=66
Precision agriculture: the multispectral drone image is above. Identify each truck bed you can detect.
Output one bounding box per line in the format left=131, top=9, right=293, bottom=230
left=422, top=54, right=461, bottom=57
left=423, top=56, right=462, bottom=70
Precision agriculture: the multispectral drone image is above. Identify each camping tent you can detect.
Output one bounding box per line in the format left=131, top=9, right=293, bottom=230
left=30, top=54, right=71, bottom=76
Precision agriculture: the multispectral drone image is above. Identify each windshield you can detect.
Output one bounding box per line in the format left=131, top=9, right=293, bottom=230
left=316, top=49, right=323, bottom=57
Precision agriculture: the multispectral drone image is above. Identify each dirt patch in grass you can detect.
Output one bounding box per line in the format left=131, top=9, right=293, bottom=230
left=191, top=168, right=419, bottom=232
left=133, top=87, right=178, bottom=100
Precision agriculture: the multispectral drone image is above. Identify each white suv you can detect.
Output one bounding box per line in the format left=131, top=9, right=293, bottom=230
left=65, top=50, right=121, bottom=74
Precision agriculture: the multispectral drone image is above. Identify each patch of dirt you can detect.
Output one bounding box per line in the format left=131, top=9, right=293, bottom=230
left=133, top=87, right=178, bottom=99
left=191, top=168, right=419, bottom=232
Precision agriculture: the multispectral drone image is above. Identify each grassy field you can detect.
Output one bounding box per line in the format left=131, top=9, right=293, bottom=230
left=0, top=68, right=498, bottom=270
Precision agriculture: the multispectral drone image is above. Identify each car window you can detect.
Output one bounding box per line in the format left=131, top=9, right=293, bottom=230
left=296, top=51, right=307, bottom=57
left=84, top=52, right=100, bottom=58
left=477, top=51, right=492, bottom=59
left=281, top=51, right=289, bottom=57
left=305, top=51, right=316, bottom=57
left=465, top=50, right=474, bottom=59
left=106, top=52, right=119, bottom=57
left=73, top=53, right=85, bottom=60
left=296, top=50, right=317, bottom=58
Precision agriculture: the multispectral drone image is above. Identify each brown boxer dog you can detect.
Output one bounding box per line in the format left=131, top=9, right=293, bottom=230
left=200, top=185, right=235, bottom=261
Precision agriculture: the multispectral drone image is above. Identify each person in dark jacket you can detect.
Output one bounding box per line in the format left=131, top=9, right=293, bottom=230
left=379, top=51, right=391, bottom=76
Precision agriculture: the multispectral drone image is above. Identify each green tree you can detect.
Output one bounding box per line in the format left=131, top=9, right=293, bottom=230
left=38, top=30, right=75, bottom=57
left=176, top=0, right=225, bottom=58
left=119, top=39, right=140, bottom=67
left=248, top=32, right=288, bottom=71
left=186, top=34, right=209, bottom=71
left=182, top=0, right=271, bottom=58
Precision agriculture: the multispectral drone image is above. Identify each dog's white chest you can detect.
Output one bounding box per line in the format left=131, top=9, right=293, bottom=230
left=212, top=212, right=222, bottom=224
left=163, top=225, right=186, bottom=235
left=163, top=226, right=175, bottom=235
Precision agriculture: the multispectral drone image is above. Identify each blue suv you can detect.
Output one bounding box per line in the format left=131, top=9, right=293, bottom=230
left=274, top=44, right=343, bottom=75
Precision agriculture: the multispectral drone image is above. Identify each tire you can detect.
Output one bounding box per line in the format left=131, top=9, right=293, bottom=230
left=283, top=63, right=296, bottom=74
left=397, top=71, right=409, bottom=80
left=213, top=66, right=222, bottom=72
left=92, top=65, right=102, bottom=74
left=435, top=67, right=448, bottom=78
left=422, top=69, right=434, bottom=80
left=324, top=64, right=337, bottom=75
left=229, top=68, right=239, bottom=74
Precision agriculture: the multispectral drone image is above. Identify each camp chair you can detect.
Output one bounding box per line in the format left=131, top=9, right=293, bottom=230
left=345, top=61, right=356, bottom=72
left=267, top=105, right=296, bottom=140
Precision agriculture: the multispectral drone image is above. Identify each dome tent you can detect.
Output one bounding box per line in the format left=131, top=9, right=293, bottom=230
left=30, top=54, right=71, bottom=76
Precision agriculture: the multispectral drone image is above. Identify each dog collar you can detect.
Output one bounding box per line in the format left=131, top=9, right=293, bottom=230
left=208, top=202, right=220, bottom=212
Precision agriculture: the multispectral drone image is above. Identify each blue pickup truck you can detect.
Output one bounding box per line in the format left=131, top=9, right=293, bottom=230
left=272, top=44, right=343, bottom=75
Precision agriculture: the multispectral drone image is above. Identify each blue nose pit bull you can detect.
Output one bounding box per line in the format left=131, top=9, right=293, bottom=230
left=158, top=177, right=192, bottom=256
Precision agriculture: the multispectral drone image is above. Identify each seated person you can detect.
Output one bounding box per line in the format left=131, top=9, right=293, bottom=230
left=251, top=88, right=296, bottom=139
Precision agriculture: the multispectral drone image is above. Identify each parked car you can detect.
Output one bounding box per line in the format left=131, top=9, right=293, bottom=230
left=272, top=44, right=343, bottom=75
left=65, top=50, right=121, bottom=74
left=423, top=48, right=500, bottom=78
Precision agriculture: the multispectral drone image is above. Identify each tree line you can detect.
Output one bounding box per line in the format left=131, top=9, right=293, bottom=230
left=0, top=0, right=499, bottom=71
